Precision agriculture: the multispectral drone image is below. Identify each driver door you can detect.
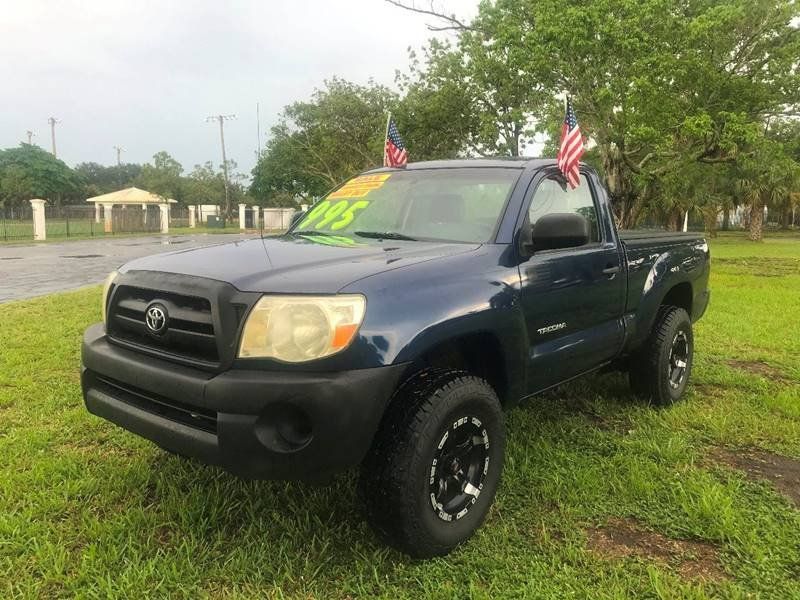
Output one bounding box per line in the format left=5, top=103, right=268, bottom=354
left=518, top=170, right=626, bottom=394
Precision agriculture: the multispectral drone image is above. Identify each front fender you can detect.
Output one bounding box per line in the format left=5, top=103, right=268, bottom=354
left=341, top=246, right=527, bottom=403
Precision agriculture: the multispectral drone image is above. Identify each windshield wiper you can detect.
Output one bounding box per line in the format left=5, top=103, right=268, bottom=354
left=291, top=230, right=328, bottom=236
left=354, top=231, right=418, bottom=241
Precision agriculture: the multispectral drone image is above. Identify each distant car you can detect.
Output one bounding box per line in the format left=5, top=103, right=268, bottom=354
left=82, top=159, right=710, bottom=557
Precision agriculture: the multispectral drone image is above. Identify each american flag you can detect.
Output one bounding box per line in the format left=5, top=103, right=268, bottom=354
left=384, top=116, right=408, bottom=168
left=556, top=98, right=584, bottom=189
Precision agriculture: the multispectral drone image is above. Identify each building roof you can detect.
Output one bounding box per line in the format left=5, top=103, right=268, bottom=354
left=86, top=187, right=177, bottom=204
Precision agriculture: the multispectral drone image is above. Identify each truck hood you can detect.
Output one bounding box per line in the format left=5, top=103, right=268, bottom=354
left=120, top=234, right=480, bottom=293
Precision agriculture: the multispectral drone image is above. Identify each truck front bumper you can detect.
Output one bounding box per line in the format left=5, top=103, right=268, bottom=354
left=81, top=323, right=406, bottom=480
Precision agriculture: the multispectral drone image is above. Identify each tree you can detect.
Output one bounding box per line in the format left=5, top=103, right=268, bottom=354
left=733, top=131, right=800, bottom=241
left=135, top=151, right=185, bottom=202
left=250, top=78, right=397, bottom=202
left=184, top=161, right=225, bottom=206
left=388, top=0, right=800, bottom=228
left=75, top=162, right=142, bottom=196
left=0, top=144, right=83, bottom=207
left=398, top=30, right=544, bottom=157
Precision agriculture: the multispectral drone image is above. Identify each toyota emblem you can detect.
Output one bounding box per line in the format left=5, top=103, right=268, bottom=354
left=145, top=303, right=168, bottom=335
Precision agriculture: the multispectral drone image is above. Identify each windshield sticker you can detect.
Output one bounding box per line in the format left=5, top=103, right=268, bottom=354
left=297, top=173, right=389, bottom=229
left=297, top=198, right=371, bottom=230
left=328, top=173, right=391, bottom=199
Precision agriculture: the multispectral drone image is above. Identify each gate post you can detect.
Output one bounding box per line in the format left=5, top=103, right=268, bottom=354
left=95, top=203, right=101, bottom=223
left=159, top=204, right=169, bottom=234
left=189, top=206, right=196, bottom=228
left=252, top=206, right=260, bottom=230
left=103, top=203, right=114, bottom=233
left=30, top=199, right=46, bottom=241
left=239, top=203, right=247, bottom=230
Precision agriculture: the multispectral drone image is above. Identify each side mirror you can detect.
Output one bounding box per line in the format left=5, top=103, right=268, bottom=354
left=527, top=213, right=590, bottom=253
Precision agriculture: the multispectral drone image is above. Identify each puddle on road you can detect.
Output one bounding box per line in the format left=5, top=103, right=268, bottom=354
left=160, top=239, right=190, bottom=245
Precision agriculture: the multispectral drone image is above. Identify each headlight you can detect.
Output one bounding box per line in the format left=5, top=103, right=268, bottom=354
left=238, top=295, right=366, bottom=362
left=101, top=270, right=118, bottom=323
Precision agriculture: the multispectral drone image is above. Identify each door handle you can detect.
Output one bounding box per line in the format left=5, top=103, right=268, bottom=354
left=602, top=265, right=620, bottom=276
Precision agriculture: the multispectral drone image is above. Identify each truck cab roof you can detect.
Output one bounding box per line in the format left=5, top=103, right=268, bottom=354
left=366, top=157, right=563, bottom=172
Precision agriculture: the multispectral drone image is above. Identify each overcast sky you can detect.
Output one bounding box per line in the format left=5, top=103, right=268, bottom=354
left=0, top=0, right=477, bottom=177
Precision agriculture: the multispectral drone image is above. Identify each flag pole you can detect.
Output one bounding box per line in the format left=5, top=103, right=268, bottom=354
left=383, top=112, right=392, bottom=164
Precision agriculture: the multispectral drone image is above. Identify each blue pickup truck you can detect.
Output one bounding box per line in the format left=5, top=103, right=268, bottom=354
left=82, top=159, right=710, bottom=557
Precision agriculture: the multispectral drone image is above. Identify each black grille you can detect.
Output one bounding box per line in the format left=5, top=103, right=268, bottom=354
left=107, top=285, right=219, bottom=365
left=94, top=374, right=218, bottom=434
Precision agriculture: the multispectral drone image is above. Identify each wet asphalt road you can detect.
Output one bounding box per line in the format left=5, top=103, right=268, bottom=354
left=0, top=233, right=258, bottom=303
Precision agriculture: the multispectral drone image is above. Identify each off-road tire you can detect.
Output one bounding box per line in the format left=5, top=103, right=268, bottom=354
left=358, top=369, right=505, bottom=558
left=629, top=306, right=694, bottom=406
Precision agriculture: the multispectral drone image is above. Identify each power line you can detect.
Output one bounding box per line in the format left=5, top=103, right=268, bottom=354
left=47, top=117, right=60, bottom=158
left=206, top=114, right=236, bottom=221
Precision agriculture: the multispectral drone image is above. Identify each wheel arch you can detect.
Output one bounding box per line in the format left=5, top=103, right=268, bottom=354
left=394, top=314, right=527, bottom=407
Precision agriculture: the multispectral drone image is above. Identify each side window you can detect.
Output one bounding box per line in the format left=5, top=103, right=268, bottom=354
left=528, top=174, right=600, bottom=243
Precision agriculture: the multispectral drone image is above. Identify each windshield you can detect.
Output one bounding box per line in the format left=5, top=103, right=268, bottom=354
left=290, top=168, right=521, bottom=243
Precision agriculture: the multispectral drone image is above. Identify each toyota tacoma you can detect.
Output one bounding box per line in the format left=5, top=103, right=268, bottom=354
left=82, top=158, right=710, bottom=557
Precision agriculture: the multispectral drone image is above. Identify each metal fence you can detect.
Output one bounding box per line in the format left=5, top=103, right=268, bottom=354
left=110, top=205, right=161, bottom=233
left=1, top=204, right=166, bottom=240
left=44, top=205, right=103, bottom=237
left=0, top=205, right=34, bottom=241
left=170, top=207, right=190, bottom=229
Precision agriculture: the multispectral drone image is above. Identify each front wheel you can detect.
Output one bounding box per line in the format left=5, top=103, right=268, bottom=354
left=358, top=370, right=505, bottom=558
left=629, top=306, right=694, bottom=406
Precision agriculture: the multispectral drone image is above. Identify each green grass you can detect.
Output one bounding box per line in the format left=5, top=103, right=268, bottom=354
left=1, top=232, right=799, bottom=598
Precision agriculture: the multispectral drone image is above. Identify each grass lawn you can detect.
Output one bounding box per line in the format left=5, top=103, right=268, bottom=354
left=1, top=233, right=799, bottom=598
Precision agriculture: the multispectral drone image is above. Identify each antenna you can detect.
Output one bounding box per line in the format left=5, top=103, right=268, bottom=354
left=256, top=102, right=261, bottom=156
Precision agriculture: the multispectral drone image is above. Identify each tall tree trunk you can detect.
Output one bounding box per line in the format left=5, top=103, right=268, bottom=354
left=703, top=209, right=718, bottom=238
left=748, top=201, right=764, bottom=241
left=667, top=209, right=683, bottom=231
left=601, top=143, right=638, bottom=228
left=722, top=208, right=730, bottom=231
left=780, top=204, right=790, bottom=230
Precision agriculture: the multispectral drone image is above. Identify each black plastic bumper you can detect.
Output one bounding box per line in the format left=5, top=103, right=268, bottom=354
left=81, top=323, right=406, bottom=480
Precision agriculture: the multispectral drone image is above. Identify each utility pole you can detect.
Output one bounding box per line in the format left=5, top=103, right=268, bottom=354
left=113, top=145, right=125, bottom=166
left=256, top=102, right=261, bottom=156
left=206, top=114, right=236, bottom=221
left=26, top=130, right=35, bottom=145
left=47, top=117, right=60, bottom=158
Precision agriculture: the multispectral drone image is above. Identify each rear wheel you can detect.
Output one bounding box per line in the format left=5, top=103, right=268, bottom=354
left=630, top=306, right=694, bottom=406
left=358, top=369, right=505, bottom=557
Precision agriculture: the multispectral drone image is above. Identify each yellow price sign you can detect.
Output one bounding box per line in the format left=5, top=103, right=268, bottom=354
left=296, top=174, right=390, bottom=231
left=328, top=173, right=392, bottom=199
